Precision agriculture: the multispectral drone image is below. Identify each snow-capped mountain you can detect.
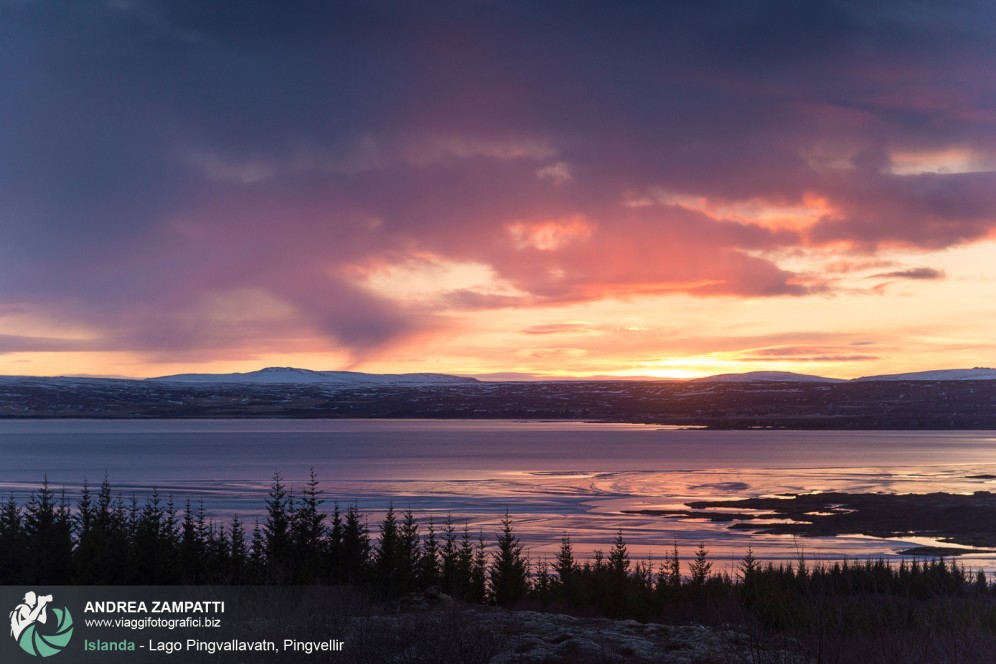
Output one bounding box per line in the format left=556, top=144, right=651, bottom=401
left=693, top=371, right=844, bottom=383
left=148, top=366, right=479, bottom=385
left=689, top=368, right=996, bottom=383
left=855, top=367, right=996, bottom=381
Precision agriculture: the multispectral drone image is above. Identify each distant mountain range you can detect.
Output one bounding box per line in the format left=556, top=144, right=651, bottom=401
left=142, top=366, right=996, bottom=384
left=1, top=366, right=994, bottom=425
left=148, top=366, right=479, bottom=385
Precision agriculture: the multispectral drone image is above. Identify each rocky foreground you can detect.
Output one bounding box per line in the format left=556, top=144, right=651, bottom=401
left=342, top=602, right=805, bottom=664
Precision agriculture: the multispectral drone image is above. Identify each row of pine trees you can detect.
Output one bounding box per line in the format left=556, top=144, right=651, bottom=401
left=1, top=474, right=991, bottom=622
left=0, top=472, right=537, bottom=601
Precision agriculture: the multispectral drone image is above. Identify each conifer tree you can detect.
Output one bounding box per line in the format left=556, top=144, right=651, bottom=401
left=489, top=510, right=528, bottom=606
left=74, top=479, right=106, bottom=583
left=326, top=502, right=344, bottom=582
left=553, top=534, right=576, bottom=599
left=249, top=519, right=265, bottom=581
left=666, top=541, right=682, bottom=588
left=263, top=471, right=293, bottom=581
left=75, top=480, right=93, bottom=544
left=0, top=493, right=23, bottom=584
left=533, top=558, right=552, bottom=601
left=739, top=546, right=759, bottom=584
left=95, top=480, right=131, bottom=583
left=399, top=508, right=420, bottom=593
left=179, top=499, right=204, bottom=583
left=455, top=522, right=476, bottom=600
left=607, top=530, right=631, bottom=615
left=341, top=504, right=370, bottom=584
left=608, top=531, right=630, bottom=579
left=196, top=500, right=210, bottom=548
left=22, top=477, right=72, bottom=584
left=228, top=514, right=248, bottom=583
left=376, top=504, right=402, bottom=594
left=56, top=488, right=73, bottom=567
left=690, top=543, right=712, bottom=586
left=419, top=517, right=440, bottom=588
left=160, top=495, right=180, bottom=583
left=592, top=548, right=605, bottom=574
left=204, top=521, right=231, bottom=583
left=440, top=514, right=460, bottom=595
left=134, top=489, right=166, bottom=583
left=633, top=554, right=654, bottom=591
left=127, top=494, right=140, bottom=551
left=975, top=569, right=988, bottom=594
left=470, top=530, right=488, bottom=603
left=292, top=468, right=325, bottom=582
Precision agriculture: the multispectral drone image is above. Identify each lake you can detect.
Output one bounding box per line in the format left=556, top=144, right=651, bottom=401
left=2, top=419, right=996, bottom=571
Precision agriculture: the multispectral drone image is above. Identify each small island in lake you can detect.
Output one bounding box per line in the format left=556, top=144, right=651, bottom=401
left=626, top=490, right=996, bottom=553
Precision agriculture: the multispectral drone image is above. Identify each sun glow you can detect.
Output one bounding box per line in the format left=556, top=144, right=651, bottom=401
left=618, top=356, right=744, bottom=380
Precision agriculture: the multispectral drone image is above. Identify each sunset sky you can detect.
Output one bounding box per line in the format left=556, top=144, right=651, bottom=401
left=2, top=1, right=996, bottom=380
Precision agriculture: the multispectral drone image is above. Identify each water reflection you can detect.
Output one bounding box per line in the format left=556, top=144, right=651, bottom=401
left=1, top=419, right=995, bottom=572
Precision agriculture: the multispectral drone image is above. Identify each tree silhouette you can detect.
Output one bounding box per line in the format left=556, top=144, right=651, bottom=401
left=263, top=471, right=293, bottom=582
left=419, top=517, right=440, bottom=588
left=0, top=493, right=23, bottom=584
left=553, top=534, right=576, bottom=601
left=399, top=508, right=420, bottom=593
left=376, top=504, right=402, bottom=594
left=22, top=477, right=72, bottom=584
left=134, top=489, right=171, bottom=583
left=489, top=510, right=528, bottom=606
left=607, top=531, right=630, bottom=615
left=690, top=543, right=712, bottom=586
left=454, top=523, right=476, bottom=600
left=228, top=514, right=248, bottom=583
left=292, top=468, right=326, bottom=582
left=341, top=504, right=370, bottom=584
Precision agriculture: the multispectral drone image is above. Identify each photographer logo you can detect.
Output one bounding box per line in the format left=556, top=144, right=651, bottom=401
left=9, top=592, right=74, bottom=657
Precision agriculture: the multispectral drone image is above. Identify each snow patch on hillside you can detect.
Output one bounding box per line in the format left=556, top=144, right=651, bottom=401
left=856, top=368, right=996, bottom=381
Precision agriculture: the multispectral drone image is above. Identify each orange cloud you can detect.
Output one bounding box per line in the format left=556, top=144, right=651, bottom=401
left=506, top=216, right=595, bottom=251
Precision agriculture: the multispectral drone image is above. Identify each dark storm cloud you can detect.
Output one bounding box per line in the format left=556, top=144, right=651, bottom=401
left=2, top=0, right=995, bottom=357
left=0, top=334, right=106, bottom=354
left=871, top=267, right=945, bottom=280
left=737, top=345, right=878, bottom=362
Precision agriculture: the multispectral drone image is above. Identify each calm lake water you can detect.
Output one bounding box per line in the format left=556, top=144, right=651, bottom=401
left=3, top=419, right=996, bottom=571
